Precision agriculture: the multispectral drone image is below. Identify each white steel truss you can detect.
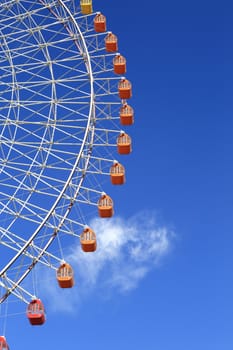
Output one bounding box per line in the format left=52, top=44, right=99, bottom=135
left=0, top=0, right=131, bottom=309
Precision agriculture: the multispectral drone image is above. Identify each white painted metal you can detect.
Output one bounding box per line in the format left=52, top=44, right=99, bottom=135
left=0, top=0, right=124, bottom=307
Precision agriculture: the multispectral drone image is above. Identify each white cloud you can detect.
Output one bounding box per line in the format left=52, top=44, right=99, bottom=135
left=71, top=212, right=173, bottom=292
left=41, top=211, right=174, bottom=312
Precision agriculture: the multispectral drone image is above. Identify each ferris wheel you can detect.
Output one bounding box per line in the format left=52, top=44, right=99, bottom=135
left=0, top=0, right=134, bottom=344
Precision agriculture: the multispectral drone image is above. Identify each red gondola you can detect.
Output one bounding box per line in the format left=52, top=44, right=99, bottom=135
left=117, top=132, right=132, bottom=154
left=105, top=33, right=118, bottom=52
left=27, top=298, right=46, bottom=325
left=0, top=336, right=9, bottom=350
left=113, top=54, right=126, bottom=75
left=94, top=13, right=106, bottom=32
left=118, top=78, right=132, bottom=100
left=110, top=162, right=125, bottom=185
left=56, top=262, right=74, bottom=288
left=80, top=227, right=97, bottom=252
left=120, top=104, right=134, bottom=125
left=98, top=193, right=114, bottom=218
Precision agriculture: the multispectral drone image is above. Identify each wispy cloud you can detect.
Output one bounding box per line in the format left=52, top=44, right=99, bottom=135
left=41, top=211, right=174, bottom=312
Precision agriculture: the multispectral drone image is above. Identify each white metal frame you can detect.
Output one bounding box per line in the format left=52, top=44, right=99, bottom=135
left=0, top=0, right=126, bottom=306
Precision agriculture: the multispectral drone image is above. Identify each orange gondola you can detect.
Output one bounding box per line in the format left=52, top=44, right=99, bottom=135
left=113, top=54, right=126, bottom=75
left=94, top=13, right=106, bottom=32
left=80, top=227, right=97, bottom=252
left=0, top=336, right=9, bottom=350
left=117, top=132, right=132, bottom=154
left=118, top=78, right=132, bottom=99
left=110, top=162, right=125, bottom=185
left=27, top=298, right=46, bottom=325
left=98, top=193, right=114, bottom=218
left=80, top=0, right=93, bottom=14
left=56, top=262, right=74, bottom=288
left=105, top=32, right=118, bottom=52
left=120, top=104, right=134, bottom=125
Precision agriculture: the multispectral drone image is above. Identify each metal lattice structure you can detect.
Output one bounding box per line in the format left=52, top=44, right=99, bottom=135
left=0, top=0, right=132, bottom=308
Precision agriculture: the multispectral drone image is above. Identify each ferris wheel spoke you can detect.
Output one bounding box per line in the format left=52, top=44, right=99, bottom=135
left=0, top=229, right=61, bottom=270
left=0, top=277, right=33, bottom=304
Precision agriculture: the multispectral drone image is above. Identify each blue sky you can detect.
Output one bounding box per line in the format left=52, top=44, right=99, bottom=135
left=2, top=0, right=232, bottom=349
